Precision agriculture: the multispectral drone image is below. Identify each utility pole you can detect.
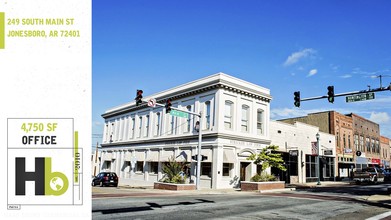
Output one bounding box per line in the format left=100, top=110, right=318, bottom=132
left=142, top=96, right=204, bottom=190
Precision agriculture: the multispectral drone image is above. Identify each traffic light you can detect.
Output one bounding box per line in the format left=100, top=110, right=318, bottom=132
left=165, top=98, right=172, bottom=114
left=191, top=155, right=208, bottom=161
left=294, top=91, right=300, bottom=107
left=135, top=90, right=143, bottom=106
left=327, top=86, right=334, bottom=103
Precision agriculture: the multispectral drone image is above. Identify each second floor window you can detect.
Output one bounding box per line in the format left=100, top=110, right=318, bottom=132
left=185, top=105, right=192, bottom=133
left=155, top=113, right=160, bottom=136
left=257, top=109, right=263, bottom=135
left=205, top=101, right=211, bottom=129
left=131, top=117, right=135, bottom=139
left=145, top=115, right=150, bottom=137
left=138, top=116, right=142, bottom=138
left=224, top=101, right=233, bottom=129
left=241, top=105, right=249, bottom=132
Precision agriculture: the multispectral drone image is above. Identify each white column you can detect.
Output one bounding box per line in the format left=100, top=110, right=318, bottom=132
left=212, top=145, right=223, bottom=189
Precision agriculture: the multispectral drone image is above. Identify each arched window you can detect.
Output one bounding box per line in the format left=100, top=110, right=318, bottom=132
left=257, top=109, right=263, bottom=135
left=205, top=101, right=211, bottom=129
left=241, top=105, right=249, bottom=132
left=185, top=105, right=192, bottom=132
left=224, top=101, right=233, bottom=129
left=155, top=112, right=161, bottom=136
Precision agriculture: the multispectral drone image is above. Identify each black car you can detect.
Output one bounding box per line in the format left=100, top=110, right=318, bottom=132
left=92, top=172, right=119, bottom=187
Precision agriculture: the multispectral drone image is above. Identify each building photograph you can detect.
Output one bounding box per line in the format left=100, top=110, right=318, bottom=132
left=99, top=73, right=273, bottom=189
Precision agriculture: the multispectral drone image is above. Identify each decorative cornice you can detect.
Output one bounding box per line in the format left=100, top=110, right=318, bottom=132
left=102, top=80, right=272, bottom=119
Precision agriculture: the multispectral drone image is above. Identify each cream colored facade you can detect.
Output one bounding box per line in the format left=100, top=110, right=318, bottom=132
left=100, top=73, right=272, bottom=189
left=270, top=121, right=336, bottom=183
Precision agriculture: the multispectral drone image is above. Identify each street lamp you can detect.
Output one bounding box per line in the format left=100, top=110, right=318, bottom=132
left=316, top=133, right=321, bottom=185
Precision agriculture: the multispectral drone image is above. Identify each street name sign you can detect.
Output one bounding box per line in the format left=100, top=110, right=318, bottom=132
left=346, top=92, right=375, bottom=103
left=170, top=109, right=189, bottom=118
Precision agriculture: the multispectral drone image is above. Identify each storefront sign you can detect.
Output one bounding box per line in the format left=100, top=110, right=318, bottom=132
left=371, top=158, right=380, bottom=164
left=344, top=148, right=352, bottom=153
left=324, top=150, right=333, bottom=155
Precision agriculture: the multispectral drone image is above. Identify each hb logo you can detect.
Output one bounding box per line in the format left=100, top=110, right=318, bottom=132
left=15, top=157, right=69, bottom=196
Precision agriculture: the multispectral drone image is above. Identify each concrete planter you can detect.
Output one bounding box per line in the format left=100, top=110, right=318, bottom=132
left=241, top=181, right=285, bottom=191
left=154, top=182, right=196, bottom=191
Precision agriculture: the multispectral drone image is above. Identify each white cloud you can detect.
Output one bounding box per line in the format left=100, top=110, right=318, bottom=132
left=307, top=69, right=318, bottom=77
left=369, top=112, right=390, bottom=124
left=339, top=74, right=352, bottom=79
left=283, top=48, right=316, bottom=66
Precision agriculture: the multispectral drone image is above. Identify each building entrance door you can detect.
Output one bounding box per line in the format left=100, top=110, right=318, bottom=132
left=240, top=162, right=250, bottom=181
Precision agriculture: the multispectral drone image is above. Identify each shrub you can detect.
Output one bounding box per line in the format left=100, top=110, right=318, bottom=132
left=250, top=173, right=277, bottom=182
left=161, top=156, right=188, bottom=184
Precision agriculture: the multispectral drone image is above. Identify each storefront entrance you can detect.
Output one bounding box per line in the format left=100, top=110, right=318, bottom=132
left=240, top=162, right=251, bottom=181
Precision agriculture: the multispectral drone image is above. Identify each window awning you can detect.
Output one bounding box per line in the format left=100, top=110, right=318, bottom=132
left=201, top=149, right=213, bottom=162
left=124, top=151, right=132, bottom=162
left=223, top=149, right=236, bottom=163
left=135, top=151, right=145, bottom=162
left=102, top=152, right=112, bottom=161
left=160, top=150, right=174, bottom=162
left=147, top=150, right=159, bottom=162
left=176, top=149, right=191, bottom=162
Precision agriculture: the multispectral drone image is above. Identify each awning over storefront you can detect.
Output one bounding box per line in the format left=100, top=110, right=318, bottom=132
left=148, top=150, right=159, bottom=161
left=176, top=149, right=191, bottom=162
left=160, top=150, right=175, bottom=162
left=223, top=148, right=236, bottom=163
left=201, top=148, right=212, bottom=162
left=102, top=152, right=112, bottom=161
left=124, top=151, right=132, bottom=162
left=135, top=151, right=145, bottom=161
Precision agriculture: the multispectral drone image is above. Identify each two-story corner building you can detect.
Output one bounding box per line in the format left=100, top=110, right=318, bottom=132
left=100, top=73, right=272, bottom=189
left=270, top=121, right=336, bottom=184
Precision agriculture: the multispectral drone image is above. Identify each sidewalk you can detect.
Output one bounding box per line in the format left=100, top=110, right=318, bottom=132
left=286, top=181, right=352, bottom=189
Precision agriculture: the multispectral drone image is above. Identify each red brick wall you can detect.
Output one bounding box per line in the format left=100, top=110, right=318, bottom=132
left=154, top=182, right=196, bottom=191
left=241, top=181, right=285, bottom=191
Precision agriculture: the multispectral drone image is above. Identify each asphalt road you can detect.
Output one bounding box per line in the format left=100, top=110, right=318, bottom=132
left=92, top=183, right=391, bottom=220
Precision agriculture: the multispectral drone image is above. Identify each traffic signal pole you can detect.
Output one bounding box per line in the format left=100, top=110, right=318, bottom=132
left=196, top=112, right=202, bottom=190
left=141, top=99, right=204, bottom=190
left=300, top=84, right=391, bottom=102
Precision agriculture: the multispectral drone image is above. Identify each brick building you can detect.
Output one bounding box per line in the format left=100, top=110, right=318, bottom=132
left=279, top=111, right=383, bottom=179
left=346, top=113, right=381, bottom=169
left=380, top=136, right=390, bottom=168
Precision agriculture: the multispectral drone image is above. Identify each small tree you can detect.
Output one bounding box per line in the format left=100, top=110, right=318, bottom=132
left=161, top=156, right=188, bottom=184
left=247, top=145, right=286, bottom=180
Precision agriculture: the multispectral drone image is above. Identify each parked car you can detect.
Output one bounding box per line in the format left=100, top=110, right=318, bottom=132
left=380, top=168, right=391, bottom=181
left=92, top=172, right=119, bottom=187
left=353, top=167, right=385, bottom=184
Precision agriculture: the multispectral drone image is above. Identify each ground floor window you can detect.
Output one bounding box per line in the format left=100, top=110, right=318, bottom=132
left=323, top=157, right=335, bottom=178
left=102, top=161, right=111, bottom=171
left=222, top=163, right=233, bottom=177
left=201, top=162, right=212, bottom=177
left=306, top=155, right=318, bottom=178
left=150, top=162, right=158, bottom=174
left=136, top=161, right=143, bottom=172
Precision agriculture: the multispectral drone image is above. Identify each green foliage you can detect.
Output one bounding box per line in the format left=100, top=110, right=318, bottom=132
left=250, top=173, right=277, bottom=182
left=161, top=156, right=188, bottom=184
left=247, top=145, right=287, bottom=173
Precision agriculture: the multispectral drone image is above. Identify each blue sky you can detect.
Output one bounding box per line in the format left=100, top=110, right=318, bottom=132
left=92, top=0, right=391, bottom=148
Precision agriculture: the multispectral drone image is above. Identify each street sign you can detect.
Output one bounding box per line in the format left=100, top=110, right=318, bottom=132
left=147, top=98, right=156, bottom=107
left=170, top=109, right=189, bottom=118
left=346, top=92, right=375, bottom=103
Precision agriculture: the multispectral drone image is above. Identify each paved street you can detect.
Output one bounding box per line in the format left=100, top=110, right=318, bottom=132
left=92, top=182, right=391, bottom=220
